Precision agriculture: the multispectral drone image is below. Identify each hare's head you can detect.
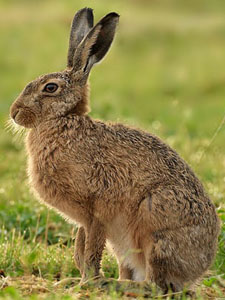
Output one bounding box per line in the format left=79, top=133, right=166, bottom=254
left=10, top=8, right=119, bottom=128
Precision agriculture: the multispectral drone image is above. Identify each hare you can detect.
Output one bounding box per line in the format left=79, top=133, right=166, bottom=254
left=10, top=8, right=220, bottom=293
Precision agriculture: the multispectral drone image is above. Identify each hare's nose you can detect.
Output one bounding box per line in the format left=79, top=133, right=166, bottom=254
left=11, top=109, right=20, bottom=120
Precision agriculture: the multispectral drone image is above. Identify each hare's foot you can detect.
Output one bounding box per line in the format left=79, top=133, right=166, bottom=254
left=146, top=252, right=185, bottom=294
left=98, top=279, right=152, bottom=297
left=79, top=274, right=103, bottom=286
left=145, top=261, right=195, bottom=298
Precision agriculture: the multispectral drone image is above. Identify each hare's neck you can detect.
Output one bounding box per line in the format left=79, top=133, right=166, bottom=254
left=26, top=115, right=92, bottom=153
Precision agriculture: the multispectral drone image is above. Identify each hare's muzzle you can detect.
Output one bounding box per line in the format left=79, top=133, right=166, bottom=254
left=10, top=102, right=23, bottom=123
left=10, top=100, right=37, bottom=128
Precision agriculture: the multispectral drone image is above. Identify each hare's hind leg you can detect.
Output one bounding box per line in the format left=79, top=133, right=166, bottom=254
left=74, top=226, right=85, bottom=275
left=146, top=226, right=208, bottom=293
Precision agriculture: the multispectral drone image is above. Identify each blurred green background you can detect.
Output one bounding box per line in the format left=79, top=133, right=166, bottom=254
left=0, top=0, right=224, bottom=297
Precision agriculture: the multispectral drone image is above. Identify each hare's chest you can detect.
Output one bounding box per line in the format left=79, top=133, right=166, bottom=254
left=28, top=149, right=64, bottom=200
left=27, top=143, right=85, bottom=204
left=27, top=149, right=90, bottom=224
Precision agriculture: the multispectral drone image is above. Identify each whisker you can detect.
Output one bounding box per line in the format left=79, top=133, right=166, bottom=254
left=4, top=118, right=15, bottom=133
left=5, top=118, right=26, bottom=142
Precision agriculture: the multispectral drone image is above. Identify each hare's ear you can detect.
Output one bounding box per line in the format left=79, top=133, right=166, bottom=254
left=67, top=8, right=94, bottom=68
left=72, top=12, right=119, bottom=75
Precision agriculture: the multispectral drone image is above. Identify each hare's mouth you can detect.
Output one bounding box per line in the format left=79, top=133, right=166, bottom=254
left=11, top=108, right=36, bottom=128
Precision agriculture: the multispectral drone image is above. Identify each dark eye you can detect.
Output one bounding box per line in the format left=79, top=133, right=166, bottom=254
left=43, top=83, right=58, bottom=93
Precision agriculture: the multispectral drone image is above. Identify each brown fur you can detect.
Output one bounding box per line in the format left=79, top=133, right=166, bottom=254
left=10, top=8, right=220, bottom=293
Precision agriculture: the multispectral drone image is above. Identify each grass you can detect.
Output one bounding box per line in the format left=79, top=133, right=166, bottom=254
left=0, top=0, right=225, bottom=298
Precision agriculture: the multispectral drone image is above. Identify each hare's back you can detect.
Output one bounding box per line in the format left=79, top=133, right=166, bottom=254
left=102, top=122, right=195, bottom=179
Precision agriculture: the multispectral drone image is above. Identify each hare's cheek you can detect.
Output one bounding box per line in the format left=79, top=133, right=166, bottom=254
left=51, top=101, right=74, bottom=117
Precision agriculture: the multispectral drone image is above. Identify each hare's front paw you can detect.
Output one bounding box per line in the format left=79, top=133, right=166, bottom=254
left=79, top=267, right=105, bottom=286
left=79, top=273, right=103, bottom=286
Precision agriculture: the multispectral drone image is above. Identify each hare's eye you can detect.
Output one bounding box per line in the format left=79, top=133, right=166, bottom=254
left=43, top=83, right=58, bottom=93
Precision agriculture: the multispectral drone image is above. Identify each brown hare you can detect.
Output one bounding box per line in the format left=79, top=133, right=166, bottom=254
left=10, top=8, right=220, bottom=293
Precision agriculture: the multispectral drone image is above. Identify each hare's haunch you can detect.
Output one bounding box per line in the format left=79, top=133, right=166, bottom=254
left=10, top=8, right=220, bottom=293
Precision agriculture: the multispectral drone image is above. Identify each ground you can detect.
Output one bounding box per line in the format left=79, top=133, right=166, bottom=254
left=0, top=0, right=224, bottom=299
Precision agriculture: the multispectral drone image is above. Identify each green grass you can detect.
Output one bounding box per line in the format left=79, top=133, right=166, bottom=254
left=0, top=0, right=225, bottom=298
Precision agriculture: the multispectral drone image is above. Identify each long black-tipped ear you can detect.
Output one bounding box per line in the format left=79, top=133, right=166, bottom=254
left=67, top=8, right=94, bottom=68
left=72, top=12, right=119, bottom=74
